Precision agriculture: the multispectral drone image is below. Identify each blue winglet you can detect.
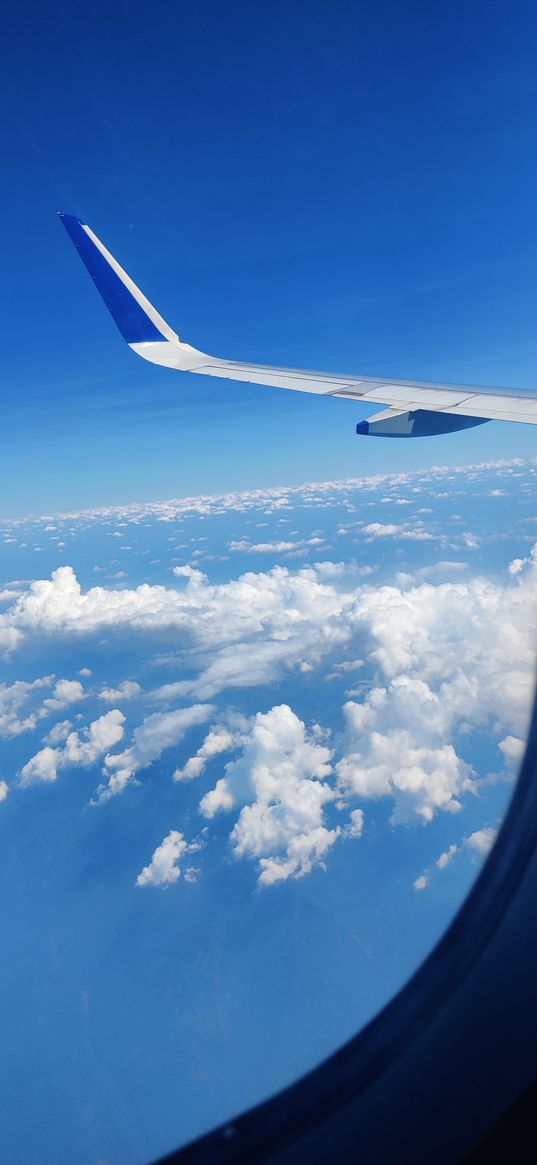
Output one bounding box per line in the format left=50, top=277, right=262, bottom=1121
left=58, top=213, right=165, bottom=344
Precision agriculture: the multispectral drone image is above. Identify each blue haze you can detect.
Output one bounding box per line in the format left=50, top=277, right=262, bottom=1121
left=0, top=460, right=532, bottom=1163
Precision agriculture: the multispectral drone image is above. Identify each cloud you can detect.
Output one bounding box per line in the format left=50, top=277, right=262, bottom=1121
left=2, top=537, right=536, bottom=757
left=0, top=780, right=8, bottom=803
left=41, top=678, right=85, bottom=714
left=348, top=548, right=537, bottom=745
left=228, top=536, right=325, bottom=555
left=331, top=658, right=365, bottom=674
left=336, top=691, right=475, bottom=824
left=345, top=733, right=470, bottom=823
left=413, top=561, right=469, bottom=578
left=199, top=704, right=341, bottom=886
left=20, top=709, right=126, bottom=785
left=498, top=734, right=525, bottom=767
left=0, top=565, right=354, bottom=703
left=466, top=826, right=497, bottom=856
left=6, top=469, right=537, bottom=890
left=508, top=557, right=526, bottom=577
left=0, top=677, right=53, bottom=738
left=415, top=824, right=499, bottom=889
left=136, top=830, right=202, bottom=887
left=43, top=719, right=74, bottom=745
left=98, top=680, right=141, bottom=703
left=100, top=704, right=214, bottom=799
left=362, top=522, right=436, bottom=542
left=257, top=826, right=342, bottom=886
left=0, top=676, right=85, bottom=739
left=229, top=539, right=297, bottom=554
left=325, top=657, right=364, bottom=682
left=436, top=843, right=459, bottom=869
left=332, top=541, right=537, bottom=823
left=199, top=777, right=235, bottom=817
left=172, top=564, right=207, bottom=584
left=346, top=808, right=365, bottom=837
left=13, top=457, right=526, bottom=532
left=173, top=727, right=238, bottom=781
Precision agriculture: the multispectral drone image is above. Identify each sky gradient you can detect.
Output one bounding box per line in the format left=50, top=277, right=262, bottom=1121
left=2, top=4, right=537, bottom=1162
left=2, top=0, right=537, bottom=514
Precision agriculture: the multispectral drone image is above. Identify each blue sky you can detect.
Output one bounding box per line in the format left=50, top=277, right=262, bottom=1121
left=2, top=0, right=537, bottom=514
left=2, top=4, right=537, bottom=1163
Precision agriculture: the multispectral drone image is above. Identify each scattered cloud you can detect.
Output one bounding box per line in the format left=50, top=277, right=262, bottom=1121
left=199, top=704, right=342, bottom=886
left=362, top=522, right=437, bottom=542
left=336, top=695, right=474, bottom=824
left=20, top=710, right=126, bottom=785
left=173, top=726, right=238, bottom=781
left=436, top=843, right=459, bottom=869
left=41, top=678, right=85, bottom=714
left=346, top=808, right=365, bottom=837
left=0, top=677, right=53, bottom=738
left=466, top=825, right=498, bottom=856
left=100, top=704, right=214, bottom=800
left=136, top=830, right=202, bottom=887
left=4, top=457, right=528, bottom=531
left=498, top=734, right=525, bottom=767
left=3, top=459, right=535, bottom=889
left=0, top=676, right=85, bottom=739
left=98, top=680, right=142, bottom=703
left=414, top=824, right=499, bottom=889
left=228, top=536, right=325, bottom=555
left=43, top=719, right=74, bottom=745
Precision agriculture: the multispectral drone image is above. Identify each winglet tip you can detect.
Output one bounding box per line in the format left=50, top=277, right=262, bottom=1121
left=58, top=211, right=85, bottom=225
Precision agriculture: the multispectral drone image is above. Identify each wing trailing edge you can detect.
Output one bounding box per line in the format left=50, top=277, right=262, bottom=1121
left=59, top=213, right=537, bottom=437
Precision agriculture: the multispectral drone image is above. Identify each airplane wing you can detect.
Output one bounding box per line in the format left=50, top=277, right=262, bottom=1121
left=59, top=213, right=537, bottom=438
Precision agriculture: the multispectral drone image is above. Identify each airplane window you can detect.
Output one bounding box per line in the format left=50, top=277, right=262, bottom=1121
left=3, top=3, right=536, bottom=1165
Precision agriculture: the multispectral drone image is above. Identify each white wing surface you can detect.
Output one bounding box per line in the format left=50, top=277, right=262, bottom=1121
left=59, top=214, right=537, bottom=438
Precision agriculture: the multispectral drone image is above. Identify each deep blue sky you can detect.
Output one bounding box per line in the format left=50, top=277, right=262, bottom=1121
left=2, top=0, right=537, bottom=514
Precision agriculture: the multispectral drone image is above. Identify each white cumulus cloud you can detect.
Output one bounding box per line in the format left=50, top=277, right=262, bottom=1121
left=41, top=678, right=85, bottom=714
left=20, top=709, right=126, bottom=785
left=466, top=826, right=498, bottom=856
left=173, top=727, right=238, bottom=781
left=200, top=704, right=341, bottom=886
left=136, top=830, right=202, bottom=887
left=98, top=680, right=142, bottom=703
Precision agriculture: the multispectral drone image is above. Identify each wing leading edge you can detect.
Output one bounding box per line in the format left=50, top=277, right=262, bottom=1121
left=59, top=213, right=537, bottom=438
